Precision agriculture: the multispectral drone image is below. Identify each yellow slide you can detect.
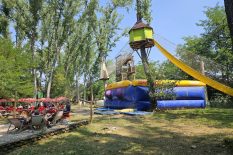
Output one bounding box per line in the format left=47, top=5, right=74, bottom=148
left=153, top=39, right=233, bottom=97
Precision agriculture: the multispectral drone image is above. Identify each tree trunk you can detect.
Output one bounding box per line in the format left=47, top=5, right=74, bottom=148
left=83, top=74, right=87, bottom=106
left=39, top=69, right=43, bottom=88
left=46, top=52, right=58, bottom=98
left=46, top=64, right=55, bottom=98
left=13, top=100, right=16, bottom=118
left=31, top=31, right=37, bottom=98
left=140, top=47, right=156, bottom=110
left=90, top=82, right=93, bottom=123
left=75, top=70, right=80, bottom=104
left=46, top=75, right=52, bottom=98
left=224, top=0, right=233, bottom=52
left=200, top=60, right=205, bottom=75
left=15, top=26, right=18, bottom=47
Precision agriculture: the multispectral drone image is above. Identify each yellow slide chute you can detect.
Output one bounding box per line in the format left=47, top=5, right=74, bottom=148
left=153, top=39, right=233, bottom=97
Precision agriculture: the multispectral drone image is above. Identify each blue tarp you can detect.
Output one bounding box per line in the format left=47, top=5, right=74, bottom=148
left=104, top=100, right=136, bottom=109
left=94, top=111, right=120, bottom=115
left=120, top=111, right=152, bottom=116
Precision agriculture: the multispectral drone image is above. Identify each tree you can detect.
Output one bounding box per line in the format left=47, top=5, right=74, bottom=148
left=40, top=0, right=85, bottom=97
left=177, top=5, right=233, bottom=105
left=178, top=6, right=233, bottom=86
left=224, top=0, right=233, bottom=51
left=136, top=61, right=161, bottom=79
left=0, top=38, right=33, bottom=98
left=0, top=0, right=14, bottom=38
left=0, top=0, right=133, bottom=100
left=13, top=0, right=42, bottom=98
left=134, top=0, right=156, bottom=110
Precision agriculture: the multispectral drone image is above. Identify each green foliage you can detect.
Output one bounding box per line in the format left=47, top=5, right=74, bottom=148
left=92, top=81, right=105, bottom=100
left=0, top=0, right=14, bottom=38
left=159, top=61, right=191, bottom=80
left=135, top=61, right=160, bottom=79
left=135, top=61, right=177, bottom=108
left=151, top=82, right=176, bottom=101
left=209, top=93, right=233, bottom=108
left=136, top=0, right=152, bottom=23
left=178, top=5, right=233, bottom=85
left=176, top=5, right=233, bottom=107
left=141, top=0, right=152, bottom=24
left=51, top=66, right=67, bottom=98
left=0, top=38, right=33, bottom=98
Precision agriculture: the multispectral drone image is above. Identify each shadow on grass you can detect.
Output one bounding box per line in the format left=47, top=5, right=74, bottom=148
left=8, top=119, right=231, bottom=155
left=92, top=115, right=145, bottom=125
left=154, top=108, right=233, bottom=128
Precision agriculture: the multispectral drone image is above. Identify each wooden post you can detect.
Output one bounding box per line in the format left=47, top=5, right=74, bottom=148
left=104, top=80, right=107, bottom=96
left=13, top=100, right=16, bottom=118
left=13, top=91, right=17, bottom=118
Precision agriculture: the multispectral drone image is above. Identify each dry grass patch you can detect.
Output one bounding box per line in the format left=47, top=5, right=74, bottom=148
left=7, top=108, right=233, bottom=155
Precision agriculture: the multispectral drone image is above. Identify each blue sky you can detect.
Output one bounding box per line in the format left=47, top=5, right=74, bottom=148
left=110, top=0, right=224, bottom=63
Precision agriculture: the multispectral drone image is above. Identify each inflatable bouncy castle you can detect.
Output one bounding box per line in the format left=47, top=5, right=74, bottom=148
left=104, top=80, right=207, bottom=110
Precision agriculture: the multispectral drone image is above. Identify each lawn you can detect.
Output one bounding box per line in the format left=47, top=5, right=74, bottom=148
left=0, top=117, right=7, bottom=124
left=7, top=108, right=233, bottom=155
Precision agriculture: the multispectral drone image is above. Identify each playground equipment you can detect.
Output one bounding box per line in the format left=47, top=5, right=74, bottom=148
left=115, top=51, right=136, bottom=82
left=153, top=40, right=233, bottom=97
left=103, top=17, right=233, bottom=110
left=105, top=80, right=207, bottom=110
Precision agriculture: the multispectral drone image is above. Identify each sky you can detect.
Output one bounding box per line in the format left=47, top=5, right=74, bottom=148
left=9, top=0, right=225, bottom=64
left=109, top=0, right=224, bottom=63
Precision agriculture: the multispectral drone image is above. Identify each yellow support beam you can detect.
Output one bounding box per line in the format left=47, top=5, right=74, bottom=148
left=153, top=39, right=233, bottom=97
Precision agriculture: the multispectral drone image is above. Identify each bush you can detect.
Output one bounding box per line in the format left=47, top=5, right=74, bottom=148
left=209, top=93, right=233, bottom=108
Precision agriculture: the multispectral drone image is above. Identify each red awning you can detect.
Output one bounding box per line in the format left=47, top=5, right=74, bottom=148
left=37, top=98, right=52, bottom=102
left=18, top=98, right=36, bottom=103
left=0, top=99, right=7, bottom=103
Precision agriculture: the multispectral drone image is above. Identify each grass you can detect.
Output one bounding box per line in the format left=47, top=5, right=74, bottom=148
left=0, top=117, right=8, bottom=124
left=7, top=108, right=233, bottom=155
left=154, top=108, right=233, bottom=128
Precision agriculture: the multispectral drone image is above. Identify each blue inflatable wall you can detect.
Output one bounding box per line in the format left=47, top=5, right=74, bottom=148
left=104, top=86, right=207, bottom=110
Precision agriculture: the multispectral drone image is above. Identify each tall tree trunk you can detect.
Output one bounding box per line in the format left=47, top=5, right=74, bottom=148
left=46, top=50, right=58, bottom=98
left=90, top=81, right=93, bottom=123
left=200, top=60, right=205, bottom=75
left=224, top=0, right=233, bottom=52
left=83, top=73, right=87, bottom=106
left=46, top=73, right=53, bottom=98
left=136, top=0, right=156, bottom=110
left=15, top=26, right=18, bottom=47
left=140, top=47, right=156, bottom=110
left=39, top=69, right=43, bottom=88
left=31, top=31, right=38, bottom=98
left=75, top=68, right=80, bottom=104
left=46, top=61, right=56, bottom=98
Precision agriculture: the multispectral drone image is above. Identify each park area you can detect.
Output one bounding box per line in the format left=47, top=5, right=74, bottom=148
left=0, top=105, right=233, bottom=155
left=1, top=0, right=233, bottom=155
